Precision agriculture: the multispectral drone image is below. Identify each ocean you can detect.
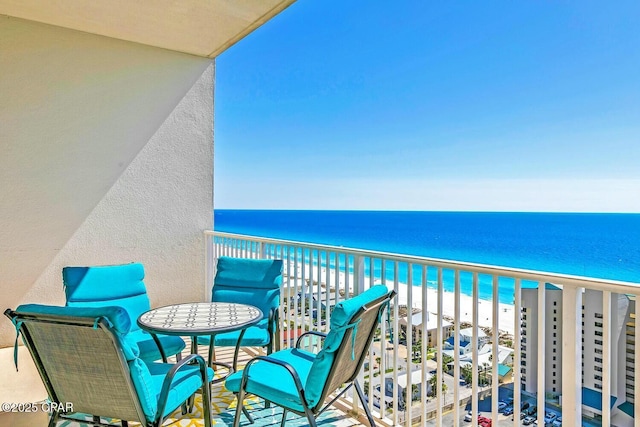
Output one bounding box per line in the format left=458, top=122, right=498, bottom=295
left=213, top=210, right=640, bottom=303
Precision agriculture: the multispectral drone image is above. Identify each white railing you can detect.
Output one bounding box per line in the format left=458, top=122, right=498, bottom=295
left=205, top=231, right=640, bottom=427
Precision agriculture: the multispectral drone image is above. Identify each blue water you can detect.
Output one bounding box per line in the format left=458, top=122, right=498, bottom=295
left=214, top=210, right=640, bottom=303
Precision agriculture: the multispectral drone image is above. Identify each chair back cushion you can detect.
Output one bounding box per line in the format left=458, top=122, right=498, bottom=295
left=212, top=257, right=282, bottom=318
left=63, top=263, right=151, bottom=331
left=304, top=285, right=390, bottom=408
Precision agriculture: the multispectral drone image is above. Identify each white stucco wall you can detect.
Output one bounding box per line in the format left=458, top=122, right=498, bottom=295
left=0, top=16, right=214, bottom=403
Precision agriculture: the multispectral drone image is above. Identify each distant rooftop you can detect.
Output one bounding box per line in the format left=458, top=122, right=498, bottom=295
left=401, top=311, right=452, bottom=329
left=521, top=282, right=562, bottom=291
left=582, top=387, right=617, bottom=411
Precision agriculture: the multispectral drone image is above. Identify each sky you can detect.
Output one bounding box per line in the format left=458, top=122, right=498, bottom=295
left=214, top=1, right=640, bottom=212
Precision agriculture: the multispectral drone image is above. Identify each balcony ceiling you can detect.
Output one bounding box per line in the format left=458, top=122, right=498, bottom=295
left=0, top=0, right=296, bottom=58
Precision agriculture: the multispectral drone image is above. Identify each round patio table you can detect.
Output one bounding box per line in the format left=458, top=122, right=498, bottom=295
left=138, top=302, right=263, bottom=379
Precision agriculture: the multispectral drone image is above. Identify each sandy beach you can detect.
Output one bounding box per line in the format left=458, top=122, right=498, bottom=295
left=393, top=282, right=516, bottom=336
left=283, top=262, right=516, bottom=336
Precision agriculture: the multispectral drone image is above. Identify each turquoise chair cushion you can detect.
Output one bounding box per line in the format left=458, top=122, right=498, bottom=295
left=130, top=330, right=187, bottom=362
left=213, top=257, right=282, bottom=321
left=196, top=319, right=270, bottom=347
left=304, top=285, right=389, bottom=408
left=225, top=348, right=316, bottom=413
left=63, top=263, right=186, bottom=361
left=130, top=360, right=214, bottom=421
left=63, top=264, right=149, bottom=332
left=214, top=257, right=283, bottom=289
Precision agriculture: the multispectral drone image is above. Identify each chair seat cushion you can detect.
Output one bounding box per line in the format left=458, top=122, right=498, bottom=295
left=196, top=320, right=270, bottom=347
left=148, top=363, right=215, bottom=418
left=132, top=360, right=214, bottom=421
left=225, top=348, right=316, bottom=413
left=131, top=330, right=186, bottom=362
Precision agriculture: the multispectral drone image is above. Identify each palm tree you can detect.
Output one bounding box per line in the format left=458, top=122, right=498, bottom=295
left=428, top=375, right=448, bottom=398
left=461, top=364, right=473, bottom=385
left=412, top=338, right=423, bottom=363
left=441, top=354, right=454, bottom=374
left=480, top=362, right=491, bottom=386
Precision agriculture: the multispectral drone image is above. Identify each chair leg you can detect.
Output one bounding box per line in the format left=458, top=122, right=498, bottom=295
left=47, top=412, right=59, bottom=427
left=92, top=415, right=101, bottom=426
left=354, top=381, right=377, bottom=427
left=303, top=407, right=318, bottom=427
left=233, top=389, right=246, bottom=427
left=280, top=409, right=288, bottom=427
left=208, top=339, right=216, bottom=368
left=201, top=380, right=213, bottom=427
left=263, top=344, right=271, bottom=409
left=190, top=335, right=198, bottom=355
left=231, top=391, right=254, bottom=424
left=186, top=395, right=194, bottom=414
left=181, top=402, right=189, bottom=415
left=122, top=421, right=129, bottom=427
left=233, top=329, right=249, bottom=373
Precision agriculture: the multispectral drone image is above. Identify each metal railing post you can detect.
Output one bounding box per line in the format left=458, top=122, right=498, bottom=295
left=561, top=284, right=583, bottom=427
left=354, top=255, right=366, bottom=295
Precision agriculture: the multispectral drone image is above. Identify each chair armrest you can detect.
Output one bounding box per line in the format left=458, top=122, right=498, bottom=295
left=241, top=355, right=311, bottom=407
left=156, top=354, right=208, bottom=419
left=295, top=330, right=327, bottom=349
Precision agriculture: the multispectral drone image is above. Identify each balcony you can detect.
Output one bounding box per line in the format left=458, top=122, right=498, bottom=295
left=206, top=231, right=640, bottom=427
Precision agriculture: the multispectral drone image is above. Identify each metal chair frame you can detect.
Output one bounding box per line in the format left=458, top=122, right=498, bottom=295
left=233, top=290, right=396, bottom=427
left=4, top=309, right=212, bottom=427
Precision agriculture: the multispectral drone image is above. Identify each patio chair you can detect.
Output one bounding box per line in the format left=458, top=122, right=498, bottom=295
left=63, top=263, right=186, bottom=362
left=5, top=304, right=213, bottom=427
left=225, top=284, right=396, bottom=427
left=197, top=256, right=282, bottom=371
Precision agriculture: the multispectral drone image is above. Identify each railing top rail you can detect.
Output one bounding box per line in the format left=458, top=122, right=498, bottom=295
left=205, top=230, right=640, bottom=294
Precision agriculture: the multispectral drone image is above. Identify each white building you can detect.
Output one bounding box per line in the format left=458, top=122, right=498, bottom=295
left=399, top=310, right=453, bottom=347
left=521, top=284, right=635, bottom=425
left=372, top=370, right=433, bottom=406
left=581, top=289, right=633, bottom=425
left=520, top=283, right=563, bottom=396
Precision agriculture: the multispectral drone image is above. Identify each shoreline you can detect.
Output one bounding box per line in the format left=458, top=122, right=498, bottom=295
left=393, top=282, right=516, bottom=336
left=284, top=263, right=516, bottom=336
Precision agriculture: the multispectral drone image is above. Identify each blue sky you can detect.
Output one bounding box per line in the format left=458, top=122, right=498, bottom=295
left=214, top=1, right=640, bottom=212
